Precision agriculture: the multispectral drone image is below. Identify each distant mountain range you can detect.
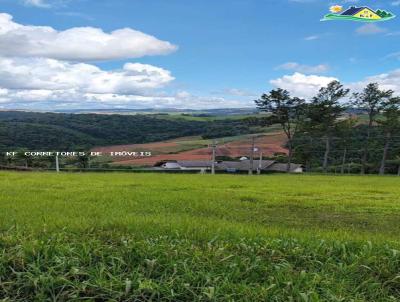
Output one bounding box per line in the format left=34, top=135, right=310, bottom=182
left=1, top=107, right=366, bottom=116
left=49, top=108, right=258, bottom=116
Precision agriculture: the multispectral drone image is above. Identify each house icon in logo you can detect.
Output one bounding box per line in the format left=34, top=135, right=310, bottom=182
left=322, top=6, right=396, bottom=22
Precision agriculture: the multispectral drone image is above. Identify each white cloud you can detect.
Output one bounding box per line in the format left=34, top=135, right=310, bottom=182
left=0, top=88, right=175, bottom=108
left=171, top=91, right=252, bottom=109
left=270, top=69, right=400, bottom=100
left=356, top=24, right=387, bottom=35
left=0, top=12, right=253, bottom=109
left=0, top=13, right=177, bottom=61
left=0, top=57, right=250, bottom=109
left=270, top=72, right=338, bottom=99
left=0, top=57, right=174, bottom=94
left=0, top=12, right=256, bottom=110
left=0, top=57, right=180, bottom=108
left=349, top=69, right=400, bottom=93
left=304, top=35, right=320, bottom=41
left=23, top=0, right=50, bottom=7
left=276, top=62, right=329, bottom=74
left=0, top=89, right=249, bottom=109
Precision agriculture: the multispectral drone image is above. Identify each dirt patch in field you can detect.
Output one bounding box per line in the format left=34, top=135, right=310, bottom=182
left=101, top=132, right=288, bottom=166
left=218, top=133, right=288, bottom=158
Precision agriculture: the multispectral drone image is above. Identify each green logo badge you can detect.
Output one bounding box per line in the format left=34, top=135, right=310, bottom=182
left=322, top=5, right=396, bottom=22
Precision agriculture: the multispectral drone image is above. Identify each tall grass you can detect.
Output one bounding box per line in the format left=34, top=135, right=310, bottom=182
left=0, top=172, right=400, bottom=301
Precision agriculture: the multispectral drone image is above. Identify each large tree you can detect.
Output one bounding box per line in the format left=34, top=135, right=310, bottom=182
left=378, top=97, right=400, bottom=175
left=306, top=81, right=349, bottom=173
left=255, top=89, right=305, bottom=172
left=352, top=83, right=394, bottom=174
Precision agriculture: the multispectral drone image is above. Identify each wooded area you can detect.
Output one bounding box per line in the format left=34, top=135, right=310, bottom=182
left=0, top=111, right=255, bottom=151
left=255, top=82, right=400, bottom=175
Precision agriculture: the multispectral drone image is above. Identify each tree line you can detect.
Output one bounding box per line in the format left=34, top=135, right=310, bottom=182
left=255, top=81, right=400, bottom=175
left=0, top=111, right=257, bottom=152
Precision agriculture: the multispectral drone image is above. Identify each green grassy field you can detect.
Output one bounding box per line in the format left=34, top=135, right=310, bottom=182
left=1, top=172, right=400, bottom=301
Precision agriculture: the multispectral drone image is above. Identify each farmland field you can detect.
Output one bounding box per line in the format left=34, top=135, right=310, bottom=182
left=93, top=128, right=286, bottom=166
left=0, top=172, right=400, bottom=301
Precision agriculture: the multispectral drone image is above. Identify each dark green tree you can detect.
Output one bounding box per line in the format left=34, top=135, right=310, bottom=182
left=255, top=89, right=305, bottom=172
left=352, top=83, right=394, bottom=174
left=306, top=81, right=349, bottom=173
left=396, top=156, right=400, bottom=176
left=377, top=97, right=400, bottom=175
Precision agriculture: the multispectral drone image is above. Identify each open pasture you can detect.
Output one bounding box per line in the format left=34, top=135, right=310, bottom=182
left=0, top=172, right=400, bottom=301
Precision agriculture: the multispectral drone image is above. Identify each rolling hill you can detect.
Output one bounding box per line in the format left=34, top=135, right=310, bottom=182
left=93, top=131, right=288, bottom=166
left=0, top=111, right=261, bottom=152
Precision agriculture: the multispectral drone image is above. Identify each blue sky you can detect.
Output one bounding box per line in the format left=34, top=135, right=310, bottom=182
left=0, top=0, right=399, bottom=109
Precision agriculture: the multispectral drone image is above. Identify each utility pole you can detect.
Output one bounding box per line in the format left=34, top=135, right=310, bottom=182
left=249, top=136, right=255, bottom=175
left=55, top=154, right=60, bottom=173
left=258, top=151, right=263, bottom=175
left=211, top=140, right=217, bottom=175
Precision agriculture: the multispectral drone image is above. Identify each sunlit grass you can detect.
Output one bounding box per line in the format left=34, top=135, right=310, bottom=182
left=1, top=172, right=400, bottom=300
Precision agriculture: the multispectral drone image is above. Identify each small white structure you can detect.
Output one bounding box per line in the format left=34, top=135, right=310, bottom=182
left=161, top=162, right=182, bottom=169
left=158, top=161, right=212, bottom=171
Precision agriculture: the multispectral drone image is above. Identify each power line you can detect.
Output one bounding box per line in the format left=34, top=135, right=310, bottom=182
left=211, top=140, right=217, bottom=175
left=249, top=136, right=255, bottom=175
